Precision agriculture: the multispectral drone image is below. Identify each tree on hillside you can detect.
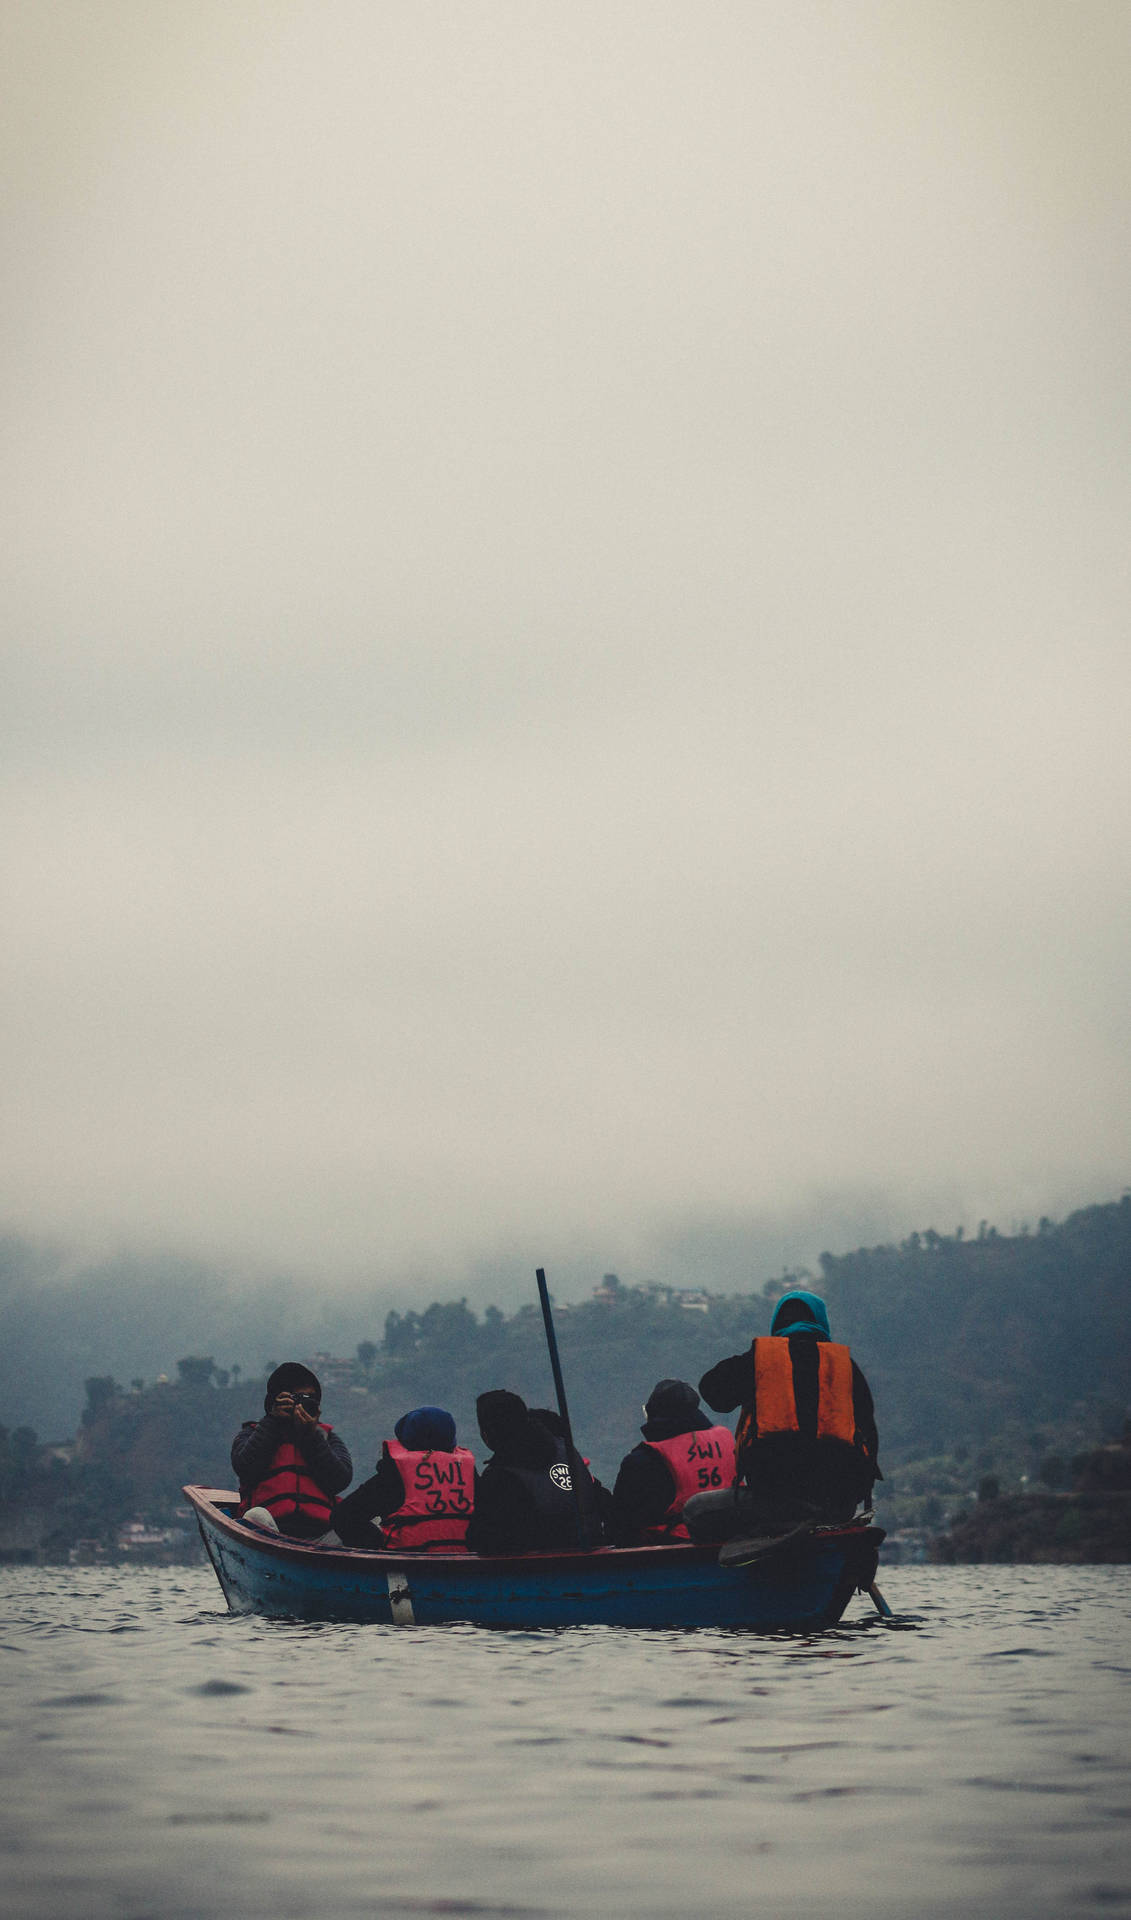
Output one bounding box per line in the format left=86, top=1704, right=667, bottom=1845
left=42, top=1460, right=135, bottom=1552
left=176, top=1356, right=216, bottom=1389
left=0, top=1424, right=40, bottom=1501
left=82, top=1376, right=119, bottom=1426
left=419, top=1299, right=478, bottom=1357
left=383, top=1310, right=419, bottom=1357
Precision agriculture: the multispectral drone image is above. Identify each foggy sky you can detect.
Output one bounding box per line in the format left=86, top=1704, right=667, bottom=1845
left=3, top=3, right=1129, bottom=1298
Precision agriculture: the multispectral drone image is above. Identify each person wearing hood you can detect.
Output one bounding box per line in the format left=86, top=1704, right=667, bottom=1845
left=612, top=1379, right=737, bottom=1544
left=466, top=1390, right=607, bottom=1555
left=332, top=1406, right=475, bottom=1551
left=698, top=1290, right=879, bottom=1524
left=232, top=1364, right=353, bottom=1539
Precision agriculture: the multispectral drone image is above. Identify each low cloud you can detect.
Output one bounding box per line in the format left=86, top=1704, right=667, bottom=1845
left=3, top=4, right=1128, bottom=1281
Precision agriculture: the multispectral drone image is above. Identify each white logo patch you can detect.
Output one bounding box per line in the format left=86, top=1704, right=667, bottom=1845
left=549, top=1462, right=573, bottom=1492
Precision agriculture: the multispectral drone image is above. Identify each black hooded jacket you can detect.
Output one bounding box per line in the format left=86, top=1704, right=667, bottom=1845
left=466, top=1391, right=607, bottom=1554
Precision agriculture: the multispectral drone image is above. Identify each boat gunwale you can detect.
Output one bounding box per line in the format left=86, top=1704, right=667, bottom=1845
left=183, top=1483, right=882, bottom=1579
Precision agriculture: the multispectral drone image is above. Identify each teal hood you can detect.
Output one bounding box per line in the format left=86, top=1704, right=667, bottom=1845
left=770, top=1290, right=831, bottom=1340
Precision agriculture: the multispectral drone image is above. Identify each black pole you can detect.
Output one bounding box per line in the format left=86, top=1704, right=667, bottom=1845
left=535, top=1266, right=592, bottom=1550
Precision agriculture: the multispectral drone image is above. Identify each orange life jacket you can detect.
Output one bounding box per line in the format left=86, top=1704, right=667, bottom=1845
left=756, top=1338, right=855, bottom=1440
left=379, top=1437, right=475, bottom=1552
left=640, top=1426, right=737, bottom=1539
left=237, top=1424, right=338, bottom=1529
left=735, top=1338, right=867, bottom=1464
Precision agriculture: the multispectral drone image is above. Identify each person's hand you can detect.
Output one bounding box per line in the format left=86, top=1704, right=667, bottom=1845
left=292, top=1402, right=320, bottom=1433
left=271, top=1392, right=296, bottom=1420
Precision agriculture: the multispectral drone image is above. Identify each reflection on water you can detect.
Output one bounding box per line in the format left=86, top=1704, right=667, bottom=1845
left=0, top=1565, right=1128, bottom=1918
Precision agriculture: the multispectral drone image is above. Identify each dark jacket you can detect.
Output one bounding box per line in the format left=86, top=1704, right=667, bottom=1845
left=699, top=1336, right=879, bottom=1519
left=466, top=1392, right=607, bottom=1555
left=331, top=1453, right=409, bottom=1547
left=231, top=1415, right=353, bottom=1538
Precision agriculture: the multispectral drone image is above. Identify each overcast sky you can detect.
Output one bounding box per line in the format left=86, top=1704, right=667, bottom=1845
left=3, top=3, right=1129, bottom=1302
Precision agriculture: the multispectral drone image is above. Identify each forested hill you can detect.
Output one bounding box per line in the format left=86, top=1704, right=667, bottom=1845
left=815, top=1198, right=1131, bottom=1462
left=362, top=1198, right=1131, bottom=1488
left=3, top=1197, right=1127, bottom=1552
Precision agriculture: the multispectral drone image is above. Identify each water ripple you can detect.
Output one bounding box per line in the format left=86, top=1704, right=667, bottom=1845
left=0, top=1562, right=1126, bottom=1920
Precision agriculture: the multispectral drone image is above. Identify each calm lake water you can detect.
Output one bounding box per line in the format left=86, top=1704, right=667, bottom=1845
left=0, top=1563, right=1128, bottom=1919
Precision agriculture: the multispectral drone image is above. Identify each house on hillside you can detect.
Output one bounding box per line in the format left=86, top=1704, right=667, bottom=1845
left=306, top=1353, right=358, bottom=1391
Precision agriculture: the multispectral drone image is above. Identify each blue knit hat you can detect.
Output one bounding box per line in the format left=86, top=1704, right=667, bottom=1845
left=395, top=1405, right=456, bottom=1451
left=770, top=1290, right=831, bottom=1339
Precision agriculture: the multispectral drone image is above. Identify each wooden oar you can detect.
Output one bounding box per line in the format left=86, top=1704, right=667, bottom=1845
left=867, top=1582, right=893, bottom=1618
left=535, top=1266, right=593, bottom=1550
left=717, top=1519, right=816, bottom=1568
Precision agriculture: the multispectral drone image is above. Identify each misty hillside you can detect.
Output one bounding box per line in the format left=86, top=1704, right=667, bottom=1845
left=0, top=1240, right=409, bottom=1443
left=3, top=1198, right=1128, bottom=1456
left=348, top=1198, right=1131, bottom=1486
left=5, top=1198, right=1127, bottom=1551
left=816, top=1201, right=1131, bottom=1456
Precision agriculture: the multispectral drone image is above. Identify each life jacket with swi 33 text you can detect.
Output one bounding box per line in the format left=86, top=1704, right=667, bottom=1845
left=640, top=1427, right=737, bottom=1538
left=238, top=1426, right=338, bottom=1530
left=379, top=1438, right=475, bottom=1551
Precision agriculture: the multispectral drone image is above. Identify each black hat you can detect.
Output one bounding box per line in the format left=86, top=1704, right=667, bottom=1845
left=264, top=1362, right=321, bottom=1413
left=476, top=1389, right=529, bottom=1452
left=644, top=1378, right=702, bottom=1424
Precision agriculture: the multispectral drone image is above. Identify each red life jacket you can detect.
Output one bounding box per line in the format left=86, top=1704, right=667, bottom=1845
left=640, top=1426, right=737, bottom=1539
left=379, top=1438, right=475, bottom=1552
left=237, top=1423, right=338, bottom=1530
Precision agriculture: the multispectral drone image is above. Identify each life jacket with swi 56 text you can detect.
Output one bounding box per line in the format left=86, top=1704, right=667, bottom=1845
left=237, top=1425, right=338, bottom=1530
left=379, top=1438, right=475, bottom=1551
left=640, top=1427, right=737, bottom=1539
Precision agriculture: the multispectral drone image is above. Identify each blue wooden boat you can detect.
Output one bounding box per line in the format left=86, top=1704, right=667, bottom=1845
left=184, top=1486, right=884, bottom=1630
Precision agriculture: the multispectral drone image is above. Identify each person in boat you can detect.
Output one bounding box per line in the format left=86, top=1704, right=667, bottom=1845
left=696, top=1290, right=879, bottom=1528
left=331, top=1406, right=475, bottom=1551
left=611, top=1378, right=737, bottom=1544
left=232, top=1363, right=352, bottom=1540
left=466, top=1390, right=607, bottom=1554
left=526, top=1405, right=616, bottom=1538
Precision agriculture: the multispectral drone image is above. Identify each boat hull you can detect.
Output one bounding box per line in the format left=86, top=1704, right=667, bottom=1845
left=185, top=1487, right=882, bottom=1630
